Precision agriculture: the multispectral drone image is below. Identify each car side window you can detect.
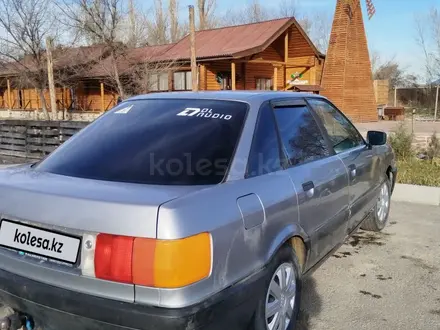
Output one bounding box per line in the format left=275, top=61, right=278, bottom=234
left=308, top=98, right=364, bottom=154
left=273, top=106, right=330, bottom=167
left=247, top=104, right=283, bottom=178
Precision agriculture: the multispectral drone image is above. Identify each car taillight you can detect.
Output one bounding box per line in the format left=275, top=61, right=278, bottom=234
left=95, top=234, right=134, bottom=283
left=94, top=232, right=211, bottom=288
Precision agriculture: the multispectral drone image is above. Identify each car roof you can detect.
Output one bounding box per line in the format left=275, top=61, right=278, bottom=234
left=126, top=91, right=327, bottom=105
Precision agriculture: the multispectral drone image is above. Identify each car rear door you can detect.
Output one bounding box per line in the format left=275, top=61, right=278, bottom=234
left=271, top=99, right=350, bottom=268
left=307, top=98, right=378, bottom=235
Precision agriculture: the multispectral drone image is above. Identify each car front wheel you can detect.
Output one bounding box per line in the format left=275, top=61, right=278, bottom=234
left=361, top=179, right=391, bottom=232
left=252, top=244, right=301, bottom=330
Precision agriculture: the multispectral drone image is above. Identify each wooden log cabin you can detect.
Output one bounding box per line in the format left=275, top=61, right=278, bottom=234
left=0, top=17, right=325, bottom=115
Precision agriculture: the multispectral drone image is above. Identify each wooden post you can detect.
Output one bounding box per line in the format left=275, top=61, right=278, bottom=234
left=46, top=37, right=57, bottom=119
left=63, top=87, right=68, bottom=109
left=199, top=64, right=206, bottom=90
left=35, top=88, right=40, bottom=110
left=435, top=85, right=439, bottom=121
left=231, top=62, right=236, bottom=90
left=189, top=6, right=198, bottom=92
left=168, top=70, right=173, bottom=91
left=6, top=78, right=11, bottom=109
left=273, top=66, right=278, bottom=91
left=242, top=63, right=246, bottom=90
left=284, top=32, right=289, bottom=90
left=100, top=82, right=105, bottom=111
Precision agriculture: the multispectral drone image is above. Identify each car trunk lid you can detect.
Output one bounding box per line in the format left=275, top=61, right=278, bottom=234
left=0, top=165, right=205, bottom=238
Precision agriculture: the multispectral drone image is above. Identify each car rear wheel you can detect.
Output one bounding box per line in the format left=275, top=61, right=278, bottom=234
left=251, top=245, right=301, bottom=330
left=361, top=179, right=391, bottom=232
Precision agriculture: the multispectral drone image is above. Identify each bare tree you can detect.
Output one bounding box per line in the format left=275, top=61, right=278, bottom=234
left=146, top=0, right=168, bottom=45
left=0, top=0, right=58, bottom=119
left=308, top=11, right=332, bottom=54
left=370, top=50, right=381, bottom=74
left=372, top=53, right=417, bottom=88
left=221, top=0, right=308, bottom=34
left=298, top=16, right=312, bottom=34
left=415, top=8, right=440, bottom=83
left=222, top=0, right=273, bottom=26
left=124, top=0, right=149, bottom=47
left=145, top=0, right=188, bottom=45
left=247, top=0, right=270, bottom=22
left=57, top=0, right=127, bottom=98
left=169, top=0, right=179, bottom=42
left=197, top=0, right=217, bottom=30
left=278, top=0, right=298, bottom=18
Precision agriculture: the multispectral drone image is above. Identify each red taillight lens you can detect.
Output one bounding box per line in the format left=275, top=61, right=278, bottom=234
left=95, top=234, right=134, bottom=283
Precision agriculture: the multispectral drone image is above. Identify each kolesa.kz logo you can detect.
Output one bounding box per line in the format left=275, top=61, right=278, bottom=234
left=177, top=108, right=232, bottom=120
left=13, top=229, right=63, bottom=253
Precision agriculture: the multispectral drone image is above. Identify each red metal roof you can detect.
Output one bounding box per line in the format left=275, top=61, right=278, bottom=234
left=0, top=17, right=324, bottom=79
left=83, top=44, right=174, bottom=78
left=0, top=44, right=109, bottom=77
left=127, top=44, right=175, bottom=62
left=161, top=18, right=293, bottom=60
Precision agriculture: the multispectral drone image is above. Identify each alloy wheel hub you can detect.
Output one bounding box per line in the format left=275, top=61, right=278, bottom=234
left=377, top=182, right=390, bottom=222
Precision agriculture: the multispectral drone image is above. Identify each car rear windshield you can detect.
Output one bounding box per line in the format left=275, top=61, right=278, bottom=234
left=36, top=99, right=248, bottom=185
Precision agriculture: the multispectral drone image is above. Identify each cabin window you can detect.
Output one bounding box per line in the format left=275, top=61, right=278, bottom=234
left=148, top=73, right=169, bottom=91
left=173, top=71, right=192, bottom=91
left=256, top=78, right=273, bottom=90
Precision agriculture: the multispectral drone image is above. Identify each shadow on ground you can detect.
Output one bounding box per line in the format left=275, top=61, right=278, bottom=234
left=298, top=277, right=321, bottom=330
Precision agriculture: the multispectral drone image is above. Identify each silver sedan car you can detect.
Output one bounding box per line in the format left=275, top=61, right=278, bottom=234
left=0, top=92, right=396, bottom=330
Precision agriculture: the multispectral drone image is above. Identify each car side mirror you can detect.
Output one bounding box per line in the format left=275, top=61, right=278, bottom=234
left=367, top=130, right=387, bottom=146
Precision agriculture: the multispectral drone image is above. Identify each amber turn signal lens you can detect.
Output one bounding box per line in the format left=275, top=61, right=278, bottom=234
left=153, top=232, right=212, bottom=288
left=132, top=232, right=211, bottom=288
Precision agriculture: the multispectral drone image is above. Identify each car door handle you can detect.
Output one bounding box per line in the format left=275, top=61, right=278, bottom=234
left=348, top=164, right=357, bottom=178
left=302, top=181, right=315, bottom=198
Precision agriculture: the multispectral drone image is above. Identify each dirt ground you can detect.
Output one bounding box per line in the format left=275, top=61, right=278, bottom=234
left=300, top=201, right=440, bottom=330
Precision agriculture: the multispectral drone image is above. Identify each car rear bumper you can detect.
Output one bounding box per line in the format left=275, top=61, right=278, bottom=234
left=0, top=267, right=265, bottom=330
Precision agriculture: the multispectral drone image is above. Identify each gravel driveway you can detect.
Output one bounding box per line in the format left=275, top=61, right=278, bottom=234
left=300, top=201, right=440, bottom=330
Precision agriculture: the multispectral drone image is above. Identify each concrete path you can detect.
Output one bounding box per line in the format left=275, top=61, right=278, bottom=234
left=300, top=201, right=440, bottom=330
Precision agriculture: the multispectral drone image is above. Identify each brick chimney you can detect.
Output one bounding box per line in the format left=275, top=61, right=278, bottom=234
left=321, top=0, right=377, bottom=122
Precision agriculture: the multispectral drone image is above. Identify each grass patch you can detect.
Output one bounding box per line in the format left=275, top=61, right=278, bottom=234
left=397, top=159, right=440, bottom=187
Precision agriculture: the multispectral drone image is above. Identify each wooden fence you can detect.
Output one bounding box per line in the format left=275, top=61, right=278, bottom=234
left=0, top=120, right=89, bottom=161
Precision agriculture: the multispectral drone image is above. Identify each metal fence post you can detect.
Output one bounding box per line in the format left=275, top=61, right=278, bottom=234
left=435, top=85, right=439, bottom=121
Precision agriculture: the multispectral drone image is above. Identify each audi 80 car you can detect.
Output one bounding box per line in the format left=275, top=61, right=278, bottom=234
left=0, top=92, right=397, bottom=330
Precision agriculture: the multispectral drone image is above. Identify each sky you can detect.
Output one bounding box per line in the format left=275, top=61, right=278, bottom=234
left=214, top=0, right=440, bottom=78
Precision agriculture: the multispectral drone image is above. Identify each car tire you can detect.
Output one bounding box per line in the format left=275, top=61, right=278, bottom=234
left=361, top=178, right=391, bottom=232
left=251, top=244, right=302, bottom=330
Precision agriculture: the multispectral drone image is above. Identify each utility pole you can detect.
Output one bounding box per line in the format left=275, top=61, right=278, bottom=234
left=435, top=85, right=439, bottom=121
left=46, top=37, right=57, bottom=120
left=189, top=5, right=198, bottom=91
